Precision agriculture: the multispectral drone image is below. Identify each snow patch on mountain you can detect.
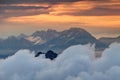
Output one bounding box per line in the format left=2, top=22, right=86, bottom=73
left=26, top=36, right=45, bottom=45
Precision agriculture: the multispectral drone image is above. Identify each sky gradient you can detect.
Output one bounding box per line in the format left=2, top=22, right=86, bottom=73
left=0, top=0, right=120, bottom=38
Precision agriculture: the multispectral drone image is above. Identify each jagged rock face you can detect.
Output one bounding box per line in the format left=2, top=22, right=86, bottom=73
left=99, top=36, right=120, bottom=45
left=26, top=29, right=61, bottom=45
left=0, top=28, right=109, bottom=59
left=45, top=50, right=58, bottom=60
left=37, top=28, right=107, bottom=52
left=32, top=29, right=60, bottom=41
left=0, top=36, right=32, bottom=49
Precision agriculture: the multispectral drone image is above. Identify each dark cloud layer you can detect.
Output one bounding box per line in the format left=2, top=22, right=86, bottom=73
left=0, top=0, right=119, bottom=22
left=0, top=0, right=80, bottom=4
left=0, top=6, right=50, bottom=10
left=80, top=7, right=120, bottom=16
left=0, top=5, right=50, bottom=18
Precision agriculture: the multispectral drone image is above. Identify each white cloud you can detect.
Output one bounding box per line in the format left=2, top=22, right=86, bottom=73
left=0, top=43, right=120, bottom=80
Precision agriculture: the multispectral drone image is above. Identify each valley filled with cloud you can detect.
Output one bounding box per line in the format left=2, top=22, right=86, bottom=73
left=0, top=43, right=120, bottom=80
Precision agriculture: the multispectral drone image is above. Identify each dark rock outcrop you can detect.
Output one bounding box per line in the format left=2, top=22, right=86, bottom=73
left=35, top=50, right=58, bottom=60
left=35, top=52, right=44, bottom=57
left=45, top=50, right=58, bottom=60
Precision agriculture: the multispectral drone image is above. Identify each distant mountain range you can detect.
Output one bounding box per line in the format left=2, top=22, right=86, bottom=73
left=99, top=36, right=120, bottom=45
left=33, top=28, right=107, bottom=52
left=0, top=28, right=119, bottom=58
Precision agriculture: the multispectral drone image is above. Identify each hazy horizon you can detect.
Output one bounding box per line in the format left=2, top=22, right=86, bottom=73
left=0, top=27, right=120, bottom=39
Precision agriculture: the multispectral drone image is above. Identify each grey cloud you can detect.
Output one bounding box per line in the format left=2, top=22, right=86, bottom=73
left=52, top=7, right=120, bottom=16
left=0, top=6, right=50, bottom=10
left=0, top=0, right=81, bottom=4
left=52, top=1, right=120, bottom=16
left=81, top=7, right=120, bottom=16
left=0, top=5, right=50, bottom=18
left=0, top=0, right=112, bottom=4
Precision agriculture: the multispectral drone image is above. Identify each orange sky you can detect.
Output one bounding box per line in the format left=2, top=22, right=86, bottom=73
left=0, top=0, right=120, bottom=38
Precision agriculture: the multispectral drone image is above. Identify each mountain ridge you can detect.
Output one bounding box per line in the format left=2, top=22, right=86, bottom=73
left=32, top=28, right=107, bottom=52
left=0, top=28, right=119, bottom=58
left=99, top=35, right=120, bottom=45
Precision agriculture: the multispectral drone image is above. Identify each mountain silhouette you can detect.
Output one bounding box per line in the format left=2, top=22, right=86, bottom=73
left=99, top=36, right=120, bottom=45
left=34, top=28, right=107, bottom=52
left=0, top=28, right=114, bottom=58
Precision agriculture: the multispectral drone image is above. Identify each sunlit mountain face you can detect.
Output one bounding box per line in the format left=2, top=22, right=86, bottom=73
left=0, top=0, right=120, bottom=38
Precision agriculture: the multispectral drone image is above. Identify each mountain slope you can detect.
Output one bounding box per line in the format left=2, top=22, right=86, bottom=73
left=0, top=36, right=33, bottom=49
left=35, top=28, right=107, bottom=52
left=99, top=36, right=120, bottom=45
left=0, top=28, right=109, bottom=58
left=26, top=29, right=60, bottom=45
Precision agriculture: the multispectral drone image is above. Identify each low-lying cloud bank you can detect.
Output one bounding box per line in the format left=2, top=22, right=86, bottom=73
left=0, top=43, right=120, bottom=80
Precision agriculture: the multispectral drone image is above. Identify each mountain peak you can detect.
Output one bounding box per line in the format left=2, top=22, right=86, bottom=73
left=61, top=27, right=92, bottom=38
left=69, top=27, right=85, bottom=31
left=47, top=29, right=57, bottom=32
left=17, top=34, right=27, bottom=39
left=38, top=27, right=107, bottom=52
left=32, top=29, right=59, bottom=37
left=32, top=31, right=43, bottom=36
left=28, top=29, right=60, bottom=45
left=65, top=28, right=89, bottom=34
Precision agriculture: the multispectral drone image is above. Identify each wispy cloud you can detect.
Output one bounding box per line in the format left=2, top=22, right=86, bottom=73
left=0, top=0, right=120, bottom=18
